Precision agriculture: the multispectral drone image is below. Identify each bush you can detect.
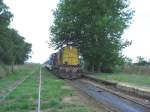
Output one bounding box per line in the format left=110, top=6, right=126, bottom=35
left=0, top=66, right=6, bottom=78
left=122, top=64, right=150, bottom=75
left=101, top=66, right=113, bottom=73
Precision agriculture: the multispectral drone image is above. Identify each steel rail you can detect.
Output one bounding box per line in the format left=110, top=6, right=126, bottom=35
left=81, top=77, right=150, bottom=109
left=37, top=67, right=42, bottom=112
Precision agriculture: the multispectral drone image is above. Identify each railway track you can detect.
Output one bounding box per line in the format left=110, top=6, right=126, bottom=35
left=0, top=73, right=32, bottom=102
left=69, top=77, right=150, bottom=112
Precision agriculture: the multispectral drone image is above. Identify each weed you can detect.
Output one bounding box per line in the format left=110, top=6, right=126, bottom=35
left=97, top=73, right=150, bottom=87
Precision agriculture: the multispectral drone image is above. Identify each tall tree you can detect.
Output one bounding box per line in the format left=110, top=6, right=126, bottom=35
left=0, top=0, right=32, bottom=71
left=50, top=0, right=134, bottom=72
left=136, top=56, right=148, bottom=66
left=0, top=28, right=32, bottom=71
left=0, top=0, right=13, bottom=28
left=0, top=0, right=13, bottom=62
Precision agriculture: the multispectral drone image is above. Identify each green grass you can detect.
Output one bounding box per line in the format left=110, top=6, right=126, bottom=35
left=96, top=73, right=150, bottom=87
left=0, top=65, right=93, bottom=112
left=0, top=64, right=39, bottom=97
left=0, top=64, right=40, bottom=112
left=40, top=68, right=92, bottom=112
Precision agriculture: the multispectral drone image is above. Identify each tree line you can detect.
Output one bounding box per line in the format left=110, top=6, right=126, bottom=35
left=125, top=56, right=150, bottom=66
left=50, top=0, right=134, bottom=72
left=0, top=0, right=32, bottom=69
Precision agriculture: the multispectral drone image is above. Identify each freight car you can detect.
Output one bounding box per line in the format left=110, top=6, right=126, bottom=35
left=47, top=46, right=82, bottom=79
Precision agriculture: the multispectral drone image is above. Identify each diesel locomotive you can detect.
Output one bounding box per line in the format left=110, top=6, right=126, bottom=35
left=46, top=46, right=82, bottom=79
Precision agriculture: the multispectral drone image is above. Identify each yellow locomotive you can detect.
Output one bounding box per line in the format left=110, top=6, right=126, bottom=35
left=48, top=46, right=82, bottom=79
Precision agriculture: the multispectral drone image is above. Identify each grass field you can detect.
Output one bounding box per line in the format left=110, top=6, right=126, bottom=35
left=0, top=64, right=40, bottom=112
left=96, top=73, right=150, bottom=88
left=0, top=65, right=93, bottom=112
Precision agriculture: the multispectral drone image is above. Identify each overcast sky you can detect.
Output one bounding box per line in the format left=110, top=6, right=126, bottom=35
left=4, top=0, right=150, bottom=63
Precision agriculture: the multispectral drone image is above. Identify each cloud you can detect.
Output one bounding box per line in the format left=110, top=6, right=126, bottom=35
left=4, top=0, right=59, bottom=63
left=123, top=0, right=150, bottom=60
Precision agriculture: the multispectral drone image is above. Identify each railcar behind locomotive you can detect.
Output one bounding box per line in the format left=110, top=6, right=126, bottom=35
left=47, top=46, right=82, bottom=79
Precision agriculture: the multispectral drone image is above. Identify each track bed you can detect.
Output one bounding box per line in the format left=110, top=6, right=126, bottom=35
left=70, top=79, right=150, bottom=112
